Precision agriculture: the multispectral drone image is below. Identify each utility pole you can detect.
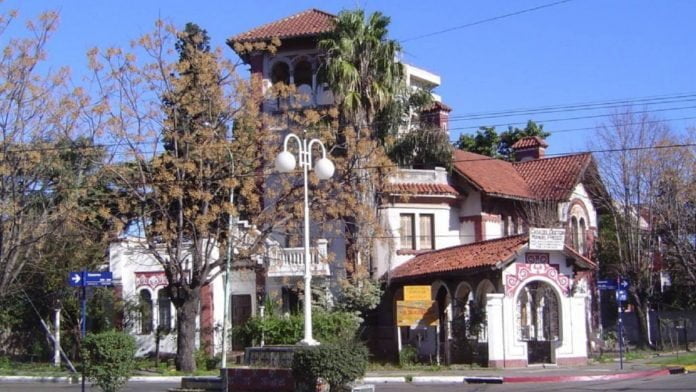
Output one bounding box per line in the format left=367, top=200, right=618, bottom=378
left=53, top=305, right=61, bottom=367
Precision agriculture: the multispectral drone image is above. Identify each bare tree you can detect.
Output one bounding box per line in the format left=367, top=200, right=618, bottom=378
left=592, top=108, right=673, bottom=348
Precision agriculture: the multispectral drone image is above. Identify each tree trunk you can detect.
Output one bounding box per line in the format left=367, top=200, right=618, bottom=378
left=175, top=287, right=200, bottom=372
left=631, top=294, right=652, bottom=350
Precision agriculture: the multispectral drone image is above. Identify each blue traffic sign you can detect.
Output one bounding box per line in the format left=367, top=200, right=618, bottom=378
left=598, top=280, right=617, bottom=290
left=84, top=272, right=113, bottom=286
left=619, top=279, right=630, bottom=290
left=68, top=271, right=83, bottom=287
left=68, top=271, right=112, bottom=287
left=616, top=289, right=628, bottom=302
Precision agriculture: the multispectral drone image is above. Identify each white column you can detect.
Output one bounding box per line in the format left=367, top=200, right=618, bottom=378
left=486, top=294, right=505, bottom=366
left=53, top=307, right=61, bottom=367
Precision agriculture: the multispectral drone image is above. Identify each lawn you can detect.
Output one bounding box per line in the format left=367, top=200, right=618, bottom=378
left=649, top=352, right=696, bottom=368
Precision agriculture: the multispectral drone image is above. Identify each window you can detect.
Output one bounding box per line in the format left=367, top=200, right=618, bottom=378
left=139, top=290, right=153, bottom=335
left=570, top=216, right=579, bottom=250
left=579, top=218, right=587, bottom=255
left=419, top=214, right=434, bottom=250
left=157, top=289, right=171, bottom=333
left=400, top=214, right=415, bottom=250
left=270, top=62, right=290, bottom=85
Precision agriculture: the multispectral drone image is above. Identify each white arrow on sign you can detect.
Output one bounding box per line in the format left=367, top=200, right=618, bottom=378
left=620, top=280, right=629, bottom=289
left=71, top=274, right=81, bottom=284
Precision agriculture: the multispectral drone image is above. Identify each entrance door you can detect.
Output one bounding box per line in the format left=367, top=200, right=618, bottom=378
left=517, top=281, right=560, bottom=365
left=231, top=295, right=252, bottom=350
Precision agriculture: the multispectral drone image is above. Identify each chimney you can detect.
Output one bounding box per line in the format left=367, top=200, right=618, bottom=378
left=420, top=101, right=452, bottom=135
left=511, top=136, right=548, bottom=162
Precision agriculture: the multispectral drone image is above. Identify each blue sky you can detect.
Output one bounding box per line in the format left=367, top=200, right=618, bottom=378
left=6, top=0, right=696, bottom=154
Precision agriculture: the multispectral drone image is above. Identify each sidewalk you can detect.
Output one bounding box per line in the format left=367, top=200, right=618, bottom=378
left=363, top=356, right=686, bottom=384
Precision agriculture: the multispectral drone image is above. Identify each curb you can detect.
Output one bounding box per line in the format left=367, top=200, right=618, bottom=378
left=0, top=375, right=183, bottom=384
left=363, top=376, right=406, bottom=383
left=0, top=376, right=75, bottom=383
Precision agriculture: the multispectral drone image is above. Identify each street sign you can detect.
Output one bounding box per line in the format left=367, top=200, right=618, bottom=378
left=84, top=272, right=113, bottom=287
left=619, top=279, right=630, bottom=290
left=403, top=285, right=431, bottom=301
left=68, top=272, right=83, bottom=287
left=68, top=271, right=112, bottom=287
left=616, top=289, right=628, bottom=302
left=597, top=279, right=617, bottom=290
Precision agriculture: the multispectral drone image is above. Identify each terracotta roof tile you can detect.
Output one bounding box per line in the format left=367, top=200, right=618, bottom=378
left=422, top=101, right=452, bottom=112
left=391, top=235, right=528, bottom=279
left=384, top=183, right=459, bottom=196
left=511, top=136, right=548, bottom=149
left=229, top=9, right=336, bottom=43
left=513, top=153, right=592, bottom=200
left=453, top=150, right=534, bottom=200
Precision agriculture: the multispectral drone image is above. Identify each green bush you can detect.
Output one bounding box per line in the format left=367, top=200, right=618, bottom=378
left=233, top=310, right=360, bottom=347
left=292, top=340, right=369, bottom=391
left=399, top=345, right=418, bottom=367
left=81, top=331, right=136, bottom=392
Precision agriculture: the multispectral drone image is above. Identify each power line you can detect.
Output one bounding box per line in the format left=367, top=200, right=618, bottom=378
left=401, top=0, right=575, bottom=42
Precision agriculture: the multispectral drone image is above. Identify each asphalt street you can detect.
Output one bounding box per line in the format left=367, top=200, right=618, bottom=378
left=0, top=374, right=693, bottom=391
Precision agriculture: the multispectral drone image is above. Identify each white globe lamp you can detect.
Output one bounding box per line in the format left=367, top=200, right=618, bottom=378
left=275, top=151, right=296, bottom=173
left=314, top=158, right=335, bottom=180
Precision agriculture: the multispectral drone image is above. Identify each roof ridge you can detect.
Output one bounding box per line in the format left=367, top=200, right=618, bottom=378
left=512, top=152, right=591, bottom=166
left=230, top=8, right=336, bottom=42
left=414, top=234, right=527, bottom=257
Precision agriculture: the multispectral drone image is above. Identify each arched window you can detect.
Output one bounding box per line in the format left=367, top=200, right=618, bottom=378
left=570, top=216, right=579, bottom=250
left=293, top=60, right=312, bottom=87
left=158, top=289, right=171, bottom=333
left=139, top=290, right=153, bottom=335
left=270, top=61, right=290, bottom=85
left=579, top=218, right=587, bottom=255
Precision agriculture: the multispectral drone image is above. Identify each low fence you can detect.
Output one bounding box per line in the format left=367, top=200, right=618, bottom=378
left=613, top=310, right=695, bottom=349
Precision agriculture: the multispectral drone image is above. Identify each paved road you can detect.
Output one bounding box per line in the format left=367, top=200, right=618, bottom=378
left=375, top=373, right=695, bottom=391
left=0, top=374, right=692, bottom=391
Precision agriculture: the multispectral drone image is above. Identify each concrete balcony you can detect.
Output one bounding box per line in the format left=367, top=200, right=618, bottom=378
left=267, top=239, right=330, bottom=277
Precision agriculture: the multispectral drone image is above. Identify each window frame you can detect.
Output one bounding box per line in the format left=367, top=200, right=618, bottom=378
left=399, top=213, right=416, bottom=250
left=419, top=213, right=435, bottom=250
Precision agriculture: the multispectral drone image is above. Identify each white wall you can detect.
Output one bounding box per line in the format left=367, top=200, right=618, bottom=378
left=375, top=202, right=460, bottom=277
left=108, top=239, right=256, bottom=356
left=557, top=183, right=597, bottom=228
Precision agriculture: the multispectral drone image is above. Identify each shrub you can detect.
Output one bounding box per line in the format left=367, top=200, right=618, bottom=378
left=292, top=340, right=369, bottom=391
left=233, top=310, right=360, bottom=347
left=399, top=345, right=418, bottom=367
left=81, top=331, right=136, bottom=392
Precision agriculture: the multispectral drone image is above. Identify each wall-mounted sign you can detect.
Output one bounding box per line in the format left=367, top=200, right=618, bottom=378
left=403, top=285, right=431, bottom=301
left=529, top=228, right=566, bottom=250
left=396, top=300, right=438, bottom=327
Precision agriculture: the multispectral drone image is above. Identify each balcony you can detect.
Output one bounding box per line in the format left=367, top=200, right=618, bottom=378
left=267, top=239, right=330, bottom=277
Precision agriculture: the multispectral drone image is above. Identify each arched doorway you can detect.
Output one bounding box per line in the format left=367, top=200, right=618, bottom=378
left=434, top=282, right=451, bottom=365
left=516, top=281, right=560, bottom=364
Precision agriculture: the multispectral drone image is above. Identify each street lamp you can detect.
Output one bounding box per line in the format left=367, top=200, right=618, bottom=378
left=275, top=131, right=334, bottom=346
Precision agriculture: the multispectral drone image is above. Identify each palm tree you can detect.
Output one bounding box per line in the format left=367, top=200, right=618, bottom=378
left=318, top=10, right=403, bottom=133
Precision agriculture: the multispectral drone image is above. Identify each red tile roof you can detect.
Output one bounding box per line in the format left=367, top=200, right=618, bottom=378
left=423, top=101, right=452, bottom=112
left=513, top=153, right=592, bottom=200
left=229, top=9, right=336, bottom=43
left=384, top=183, right=459, bottom=196
left=511, top=136, right=548, bottom=149
left=391, top=235, right=528, bottom=279
left=453, top=150, right=534, bottom=200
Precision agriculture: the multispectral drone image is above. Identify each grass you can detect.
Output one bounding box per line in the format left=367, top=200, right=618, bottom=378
left=0, top=358, right=73, bottom=377
left=0, top=356, right=219, bottom=377
left=648, top=352, right=696, bottom=367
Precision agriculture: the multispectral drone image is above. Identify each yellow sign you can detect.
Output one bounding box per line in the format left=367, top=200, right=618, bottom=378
left=396, top=300, right=439, bottom=327
left=403, top=285, right=431, bottom=301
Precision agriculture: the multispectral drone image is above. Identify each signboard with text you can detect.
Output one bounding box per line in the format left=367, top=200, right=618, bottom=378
left=529, top=228, right=566, bottom=250
left=396, top=300, right=439, bottom=327
left=403, top=285, right=431, bottom=301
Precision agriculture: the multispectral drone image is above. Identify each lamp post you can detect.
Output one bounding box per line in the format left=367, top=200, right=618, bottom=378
left=275, top=131, right=334, bottom=346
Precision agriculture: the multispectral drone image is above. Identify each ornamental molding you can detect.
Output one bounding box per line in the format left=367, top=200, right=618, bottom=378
left=505, top=263, right=571, bottom=297
left=135, top=271, right=168, bottom=289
